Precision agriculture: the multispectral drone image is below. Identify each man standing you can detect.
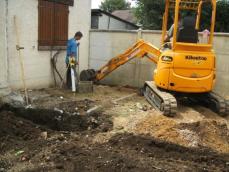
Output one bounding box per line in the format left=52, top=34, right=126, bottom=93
left=164, top=13, right=183, bottom=43
left=66, top=31, right=83, bottom=90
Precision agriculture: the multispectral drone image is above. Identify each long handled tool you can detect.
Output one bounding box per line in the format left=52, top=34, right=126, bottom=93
left=77, top=44, right=80, bottom=83
left=70, top=65, right=76, bottom=92
left=14, top=16, right=29, bottom=105
left=70, top=44, right=80, bottom=92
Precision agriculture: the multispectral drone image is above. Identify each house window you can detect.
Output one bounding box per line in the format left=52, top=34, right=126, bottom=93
left=38, top=0, right=69, bottom=50
left=91, top=15, right=99, bottom=29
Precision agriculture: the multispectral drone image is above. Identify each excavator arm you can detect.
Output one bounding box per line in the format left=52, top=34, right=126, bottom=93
left=94, top=40, right=161, bottom=81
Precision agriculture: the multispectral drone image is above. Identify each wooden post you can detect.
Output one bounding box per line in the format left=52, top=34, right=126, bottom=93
left=14, top=16, right=29, bottom=105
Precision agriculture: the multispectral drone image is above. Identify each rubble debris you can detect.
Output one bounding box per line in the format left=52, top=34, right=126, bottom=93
left=25, top=104, right=33, bottom=109
left=115, top=125, right=124, bottom=130
left=112, top=93, right=137, bottom=104
left=86, top=105, right=102, bottom=115
left=54, top=107, right=64, bottom=114
left=142, top=105, right=148, bottom=111
left=136, top=102, right=143, bottom=110
left=135, top=103, right=149, bottom=111
left=1, top=92, right=25, bottom=107
left=135, top=115, right=229, bottom=153
left=41, top=132, right=48, bottom=140
left=21, top=155, right=29, bottom=162
left=176, top=129, right=200, bottom=147
left=15, top=150, right=24, bottom=156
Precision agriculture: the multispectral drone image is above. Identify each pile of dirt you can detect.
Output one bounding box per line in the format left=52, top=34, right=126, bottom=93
left=0, top=111, right=44, bottom=154
left=177, top=120, right=229, bottom=152
left=19, top=133, right=229, bottom=172
left=1, top=86, right=229, bottom=171
left=0, top=109, right=228, bottom=171
left=135, top=114, right=229, bottom=153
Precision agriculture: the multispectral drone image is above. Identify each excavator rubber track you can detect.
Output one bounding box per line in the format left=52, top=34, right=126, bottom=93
left=199, top=92, right=229, bottom=117
left=144, top=81, right=177, bottom=117
left=188, top=92, right=229, bottom=117
left=226, top=99, right=229, bottom=115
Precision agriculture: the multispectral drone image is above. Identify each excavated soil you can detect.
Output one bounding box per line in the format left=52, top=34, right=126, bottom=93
left=0, top=110, right=228, bottom=172
left=0, top=86, right=229, bottom=172
left=135, top=115, right=229, bottom=153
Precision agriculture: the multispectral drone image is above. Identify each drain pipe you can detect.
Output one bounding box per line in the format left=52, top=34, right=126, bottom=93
left=51, top=50, right=63, bottom=87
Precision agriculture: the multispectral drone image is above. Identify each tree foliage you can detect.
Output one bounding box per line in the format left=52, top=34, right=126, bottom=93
left=215, top=0, right=229, bottom=32
left=100, top=0, right=131, bottom=13
left=134, top=0, right=229, bottom=32
left=134, top=0, right=165, bottom=29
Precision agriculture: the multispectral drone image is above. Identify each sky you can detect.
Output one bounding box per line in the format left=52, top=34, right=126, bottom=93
left=91, top=0, right=136, bottom=9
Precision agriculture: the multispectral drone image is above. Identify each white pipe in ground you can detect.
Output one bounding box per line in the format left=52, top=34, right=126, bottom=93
left=71, top=68, right=76, bottom=92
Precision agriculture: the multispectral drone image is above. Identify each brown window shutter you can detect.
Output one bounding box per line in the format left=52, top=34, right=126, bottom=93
left=53, top=3, right=69, bottom=46
left=38, top=0, right=54, bottom=46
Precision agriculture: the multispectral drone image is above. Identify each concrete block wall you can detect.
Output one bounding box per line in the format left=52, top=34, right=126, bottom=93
left=89, top=30, right=162, bottom=88
left=213, top=34, right=229, bottom=96
left=0, top=0, right=91, bottom=91
left=89, top=30, right=139, bottom=87
left=89, top=30, right=229, bottom=96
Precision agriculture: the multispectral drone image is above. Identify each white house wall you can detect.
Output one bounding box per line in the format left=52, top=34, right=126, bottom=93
left=0, top=0, right=9, bottom=95
left=109, top=17, right=128, bottom=30
left=0, top=0, right=91, bottom=90
left=69, top=0, right=91, bottom=72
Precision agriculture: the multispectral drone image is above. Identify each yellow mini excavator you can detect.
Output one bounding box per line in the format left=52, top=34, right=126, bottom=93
left=80, top=0, right=229, bottom=117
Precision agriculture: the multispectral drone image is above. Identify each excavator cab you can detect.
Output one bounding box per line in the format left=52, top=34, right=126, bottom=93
left=161, top=0, right=215, bottom=46
left=154, top=0, right=216, bottom=93
left=177, top=16, right=198, bottom=43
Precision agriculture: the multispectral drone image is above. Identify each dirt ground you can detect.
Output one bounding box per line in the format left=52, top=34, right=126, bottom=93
left=0, top=85, right=229, bottom=172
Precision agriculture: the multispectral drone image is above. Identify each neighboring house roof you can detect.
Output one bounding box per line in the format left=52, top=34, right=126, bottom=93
left=112, top=10, right=137, bottom=24
left=91, top=9, right=139, bottom=29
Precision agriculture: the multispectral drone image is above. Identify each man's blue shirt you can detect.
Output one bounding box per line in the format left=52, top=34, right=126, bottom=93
left=66, top=38, right=78, bottom=64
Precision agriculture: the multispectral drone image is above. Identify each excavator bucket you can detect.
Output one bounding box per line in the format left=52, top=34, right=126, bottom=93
left=80, top=69, right=97, bottom=82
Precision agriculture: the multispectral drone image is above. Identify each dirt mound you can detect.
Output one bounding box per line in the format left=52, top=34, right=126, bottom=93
left=0, top=110, right=228, bottom=172
left=177, top=120, right=229, bottom=152
left=1, top=86, right=229, bottom=172
left=135, top=115, right=229, bottom=153
left=25, top=134, right=229, bottom=172
left=0, top=111, right=43, bottom=154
